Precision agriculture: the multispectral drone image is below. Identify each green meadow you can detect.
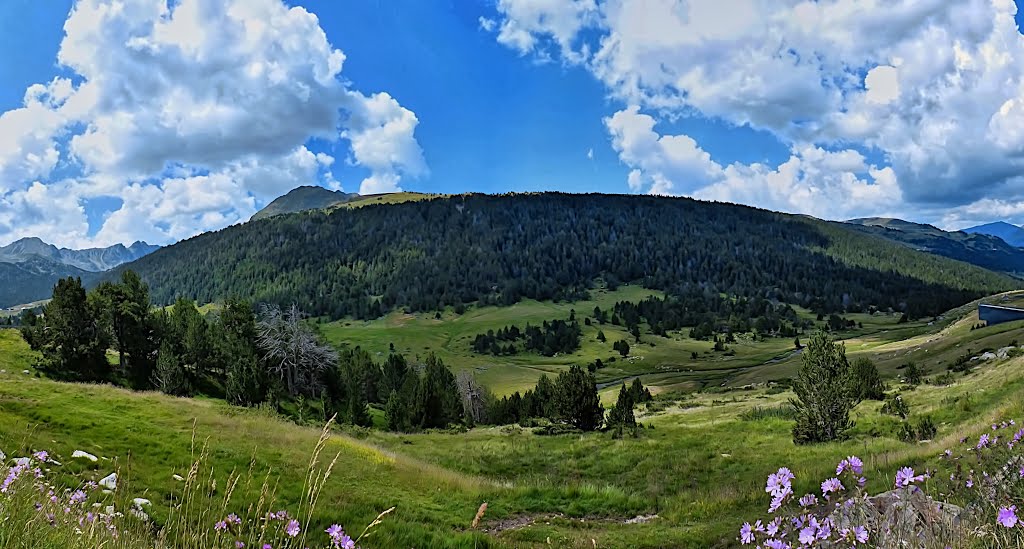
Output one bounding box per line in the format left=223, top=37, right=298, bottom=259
left=3, top=290, right=1024, bottom=547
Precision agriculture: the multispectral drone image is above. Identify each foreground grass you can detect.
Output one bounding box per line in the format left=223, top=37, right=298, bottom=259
left=5, top=300, right=1024, bottom=546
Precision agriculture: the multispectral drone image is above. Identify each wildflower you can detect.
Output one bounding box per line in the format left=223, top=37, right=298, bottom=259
left=285, top=519, right=301, bottom=537
left=326, top=524, right=355, bottom=549
left=226, top=513, right=242, bottom=525
left=215, top=521, right=228, bottom=532
left=70, top=490, right=86, bottom=504
left=766, top=467, right=795, bottom=497
left=852, top=525, right=868, bottom=543
left=978, top=434, right=990, bottom=449
left=966, top=479, right=974, bottom=488
left=766, top=517, right=781, bottom=536
left=264, top=545, right=272, bottom=549
left=739, top=522, right=755, bottom=544
left=821, top=478, right=843, bottom=495
left=999, top=506, right=1018, bottom=528
left=235, top=542, right=245, bottom=549
left=799, top=525, right=816, bottom=545
left=33, top=451, right=49, bottom=462
left=894, top=467, right=921, bottom=488
left=799, top=493, right=817, bottom=507
left=765, top=540, right=790, bottom=549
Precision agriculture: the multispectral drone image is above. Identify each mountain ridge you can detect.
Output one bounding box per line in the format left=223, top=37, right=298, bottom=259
left=844, top=217, right=1024, bottom=276
left=962, top=221, right=1024, bottom=247
left=0, top=237, right=159, bottom=308
left=250, top=185, right=357, bottom=221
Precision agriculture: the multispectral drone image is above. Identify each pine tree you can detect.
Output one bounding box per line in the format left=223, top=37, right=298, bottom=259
left=554, top=365, right=604, bottom=431
left=154, top=341, right=190, bottom=396
left=850, top=358, right=885, bottom=401
left=32, top=277, right=109, bottom=382
left=607, top=383, right=637, bottom=435
left=791, top=331, right=855, bottom=444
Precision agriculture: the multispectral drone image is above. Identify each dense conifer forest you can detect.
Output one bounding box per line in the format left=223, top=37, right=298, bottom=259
left=112, top=193, right=1020, bottom=320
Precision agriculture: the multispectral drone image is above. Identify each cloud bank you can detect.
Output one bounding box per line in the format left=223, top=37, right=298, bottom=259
left=485, top=0, right=1024, bottom=229
left=0, top=0, right=425, bottom=247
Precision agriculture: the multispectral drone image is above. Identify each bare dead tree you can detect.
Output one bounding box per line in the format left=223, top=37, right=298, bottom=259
left=455, top=370, right=491, bottom=424
left=255, top=304, right=337, bottom=397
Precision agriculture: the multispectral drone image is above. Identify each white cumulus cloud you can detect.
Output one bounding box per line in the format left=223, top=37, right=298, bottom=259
left=0, top=0, right=426, bottom=248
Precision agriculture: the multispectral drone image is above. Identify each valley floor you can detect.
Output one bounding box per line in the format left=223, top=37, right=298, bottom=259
left=2, top=294, right=1024, bottom=547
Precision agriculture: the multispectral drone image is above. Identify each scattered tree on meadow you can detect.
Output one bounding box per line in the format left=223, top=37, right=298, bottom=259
left=791, top=331, right=855, bottom=444
left=613, top=340, right=630, bottom=357
left=850, top=358, right=885, bottom=401
left=904, top=362, right=923, bottom=386
left=628, top=377, right=653, bottom=404
left=93, top=271, right=157, bottom=386
left=607, top=383, right=637, bottom=436
left=554, top=365, right=604, bottom=431
left=456, top=370, right=492, bottom=425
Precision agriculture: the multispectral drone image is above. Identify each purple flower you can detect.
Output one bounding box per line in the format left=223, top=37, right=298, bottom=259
left=967, top=479, right=974, bottom=488
left=894, top=467, right=920, bottom=487
left=32, top=451, right=49, bottom=462
left=766, top=467, right=795, bottom=497
left=798, top=526, right=816, bottom=545
left=999, top=506, right=1018, bottom=528
left=285, top=519, right=301, bottom=537
left=235, top=542, right=245, bottom=549
left=766, top=517, right=781, bottom=536
left=799, top=493, right=817, bottom=507
left=226, top=513, right=242, bottom=525
left=215, top=521, right=227, bottom=532
left=821, top=478, right=844, bottom=495
left=739, top=522, right=755, bottom=544
left=978, top=434, right=991, bottom=449
left=765, top=540, right=790, bottom=549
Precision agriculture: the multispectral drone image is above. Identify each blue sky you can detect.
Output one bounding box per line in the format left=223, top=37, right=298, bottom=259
left=3, top=0, right=1024, bottom=248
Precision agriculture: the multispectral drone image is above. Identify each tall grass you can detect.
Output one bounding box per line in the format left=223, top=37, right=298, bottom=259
left=0, top=419, right=391, bottom=548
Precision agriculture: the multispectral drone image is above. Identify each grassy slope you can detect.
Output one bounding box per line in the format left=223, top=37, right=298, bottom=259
left=328, top=191, right=438, bottom=211
left=320, top=285, right=939, bottom=396
left=4, top=295, right=1024, bottom=547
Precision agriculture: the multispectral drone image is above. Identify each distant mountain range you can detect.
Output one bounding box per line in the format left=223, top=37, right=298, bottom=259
left=845, top=218, right=1024, bottom=276
left=0, top=238, right=159, bottom=308
left=962, top=221, right=1024, bottom=247
left=250, top=186, right=357, bottom=221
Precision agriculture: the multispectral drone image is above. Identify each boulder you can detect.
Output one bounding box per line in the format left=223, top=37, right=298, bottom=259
left=828, top=487, right=963, bottom=548
left=99, top=472, right=117, bottom=491
left=72, top=450, right=98, bottom=462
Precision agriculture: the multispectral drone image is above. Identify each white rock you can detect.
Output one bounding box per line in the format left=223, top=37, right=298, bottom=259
left=980, top=352, right=997, bottom=361
left=99, top=472, right=117, bottom=490
left=21, top=370, right=29, bottom=374
left=172, top=474, right=184, bottom=482
left=0, top=450, right=5, bottom=462
left=104, top=505, right=115, bottom=515
left=129, top=507, right=149, bottom=521
left=72, top=450, right=98, bottom=462
left=132, top=498, right=151, bottom=508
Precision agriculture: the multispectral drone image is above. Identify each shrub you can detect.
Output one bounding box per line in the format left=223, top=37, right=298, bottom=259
left=739, top=404, right=797, bottom=422
left=898, top=415, right=937, bottom=442
left=880, top=393, right=910, bottom=419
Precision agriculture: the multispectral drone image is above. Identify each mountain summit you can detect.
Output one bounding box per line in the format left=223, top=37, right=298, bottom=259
left=251, top=186, right=357, bottom=221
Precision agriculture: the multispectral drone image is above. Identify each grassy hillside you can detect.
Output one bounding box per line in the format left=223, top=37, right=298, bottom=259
left=4, top=293, right=1024, bottom=547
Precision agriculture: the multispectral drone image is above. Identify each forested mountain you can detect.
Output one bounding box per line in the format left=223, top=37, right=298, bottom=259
left=250, top=186, right=356, bottom=220
left=114, top=193, right=1020, bottom=320
left=962, top=221, right=1024, bottom=247
left=0, top=238, right=157, bottom=307
left=844, top=218, right=1024, bottom=276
